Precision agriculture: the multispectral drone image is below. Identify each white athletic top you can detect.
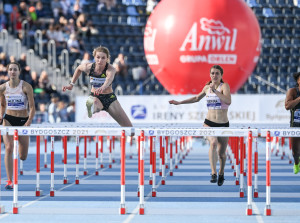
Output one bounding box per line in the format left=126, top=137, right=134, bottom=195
left=206, top=83, right=229, bottom=110
left=5, top=80, right=28, bottom=110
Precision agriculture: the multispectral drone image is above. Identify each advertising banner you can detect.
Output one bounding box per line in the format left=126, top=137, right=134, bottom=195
left=75, top=95, right=289, bottom=124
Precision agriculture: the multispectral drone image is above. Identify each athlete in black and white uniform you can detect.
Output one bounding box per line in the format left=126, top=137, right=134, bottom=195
left=62, top=46, right=132, bottom=127
left=285, top=72, right=300, bottom=174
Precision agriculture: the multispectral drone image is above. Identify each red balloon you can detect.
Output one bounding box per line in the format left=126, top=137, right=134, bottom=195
left=144, top=0, right=261, bottom=94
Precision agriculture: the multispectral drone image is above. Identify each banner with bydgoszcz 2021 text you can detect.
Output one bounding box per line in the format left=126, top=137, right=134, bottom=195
left=75, top=95, right=289, bottom=124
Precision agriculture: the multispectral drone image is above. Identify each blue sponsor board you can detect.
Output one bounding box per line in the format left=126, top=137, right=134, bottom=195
left=131, top=105, right=147, bottom=119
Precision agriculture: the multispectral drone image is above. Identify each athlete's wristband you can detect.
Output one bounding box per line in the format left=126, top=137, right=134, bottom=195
left=69, top=82, right=75, bottom=86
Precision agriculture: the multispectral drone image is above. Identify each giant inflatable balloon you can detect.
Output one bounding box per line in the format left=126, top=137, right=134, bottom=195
left=144, top=0, right=261, bottom=94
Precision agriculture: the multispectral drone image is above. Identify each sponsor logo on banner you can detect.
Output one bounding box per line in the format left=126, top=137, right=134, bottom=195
left=131, top=105, right=147, bottom=119
left=274, top=131, right=280, bottom=136
left=22, top=129, right=28, bottom=135
left=179, top=18, right=237, bottom=65
left=282, top=131, right=300, bottom=136
left=149, top=130, right=154, bottom=135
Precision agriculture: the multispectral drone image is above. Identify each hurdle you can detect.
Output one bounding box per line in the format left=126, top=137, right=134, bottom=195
left=135, top=127, right=258, bottom=215
left=260, top=128, right=300, bottom=216
left=0, top=128, right=7, bottom=214
left=6, top=125, right=133, bottom=214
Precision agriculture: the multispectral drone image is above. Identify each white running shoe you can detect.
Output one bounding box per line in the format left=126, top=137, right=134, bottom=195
left=86, top=96, right=94, bottom=118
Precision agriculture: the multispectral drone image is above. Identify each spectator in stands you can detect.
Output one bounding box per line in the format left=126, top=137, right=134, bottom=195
left=46, top=24, right=56, bottom=40
left=67, top=33, right=84, bottom=62
left=51, top=0, right=63, bottom=19
left=9, top=55, right=16, bottom=63
left=0, top=9, right=7, bottom=31
left=0, top=52, right=9, bottom=66
left=169, top=65, right=231, bottom=186
left=30, top=70, right=39, bottom=89
left=105, top=0, right=117, bottom=11
left=132, top=66, right=147, bottom=81
left=146, top=0, right=158, bottom=15
left=35, top=102, right=48, bottom=123
left=76, top=13, right=90, bottom=38
left=48, top=93, right=59, bottom=123
left=57, top=100, right=69, bottom=122
left=35, top=1, right=46, bottom=20
left=53, top=24, right=67, bottom=48
left=80, top=51, right=92, bottom=86
left=285, top=72, right=300, bottom=174
left=67, top=101, right=75, bottom=122
left=113, top=53, right=128, bottom=81
left=60, top=0, right=72, bottom=18
left=0, top=64, right=9, bottom=84
left=97, top=0, right=106, bottom=12
left=0, top=62, right=35, bottom=190
left=62, top=46, right=132, bottom=127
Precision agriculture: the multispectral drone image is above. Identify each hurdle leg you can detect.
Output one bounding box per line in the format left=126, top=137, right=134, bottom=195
left=149, top=136, right=153, bottom=185
left=139, top=131, right=145, bottom=215
left=83, top=136, right=88, bottom=175
left=119, top=130, right=126, bottom=214
left=75, top=136, right=80, bottom=184
left=50, top=136, right=55, bottom=196
left=63, top=136, right=68, bottom=184
left=254, top=137, right=258, bottom=198
left=0, top=130, right=4, bottom=213
left=246, top=131, right=253, bottom=215
left=100, top=136, right=104, bottom=168
left=95, top=136, right=99, bottom=175
left=152, top=137, right=156, bottom=197
left=265, top=131, right=271, bottom=216
left=13, top=130, right=19, bottom=214
left=175, top=138, right=178, bottom=169
left=44, top=137, right=47, bottom=168
left=36, top=136, right=42, bottom=197
left=170, top=139, right=173, bottom=176
left=161, top=137, right=166, bottom=185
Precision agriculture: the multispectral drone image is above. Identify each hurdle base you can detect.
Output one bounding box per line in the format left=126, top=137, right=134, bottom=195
left=0, top=205, right=5, bottom=214
left=95, top=171, right=99, bottom=176
left=235, top=180, right=239, bottom=185
left=175, top=165, right=178, bottom=169
left=113, top=159, right=116, bottom=163
left=101, top=164, right=104, bottom=168
left=36, top=190, right=43, bottom=197
left=240, top=191, right=244, bottom=198
left=75, top=179, right=80, bottom=184
left=149, top=179, right=152, bottom=185
left=246, top=207, right=252, bottom=216
left=264, top=206, right=271, bottom=216
left=44, top=164, right=47, bottom=168
left=63, top=178, right=68, bottom=184
left=20, top=170, right=23, bottom=175
left=137, top=191, right=140, bottom=197
left=254, top=191, right=258, bottom=198
left=179, top=160, right=182, bottom=164
left=289, top=160, right=292, bottom=164
left=119, top=207, right=126, bottom=215
left=84, top=171, right=88, bottom=176
left=109, top=164, right=112, bottom=168
left=170, top=171, right=173, bottom=176
left=152, top=190, right=156, bottom=197
left=50, top=190, right=55, bottom=197
left=243, top=172, right=246, bottom=176
left=166, top=165, right=168, bottom=169
left=129, top=155, right=133, bottom=159
left=161, top=178, right=165, bottom=185
left=13, top=207, right=18, bottom=214
left=139, top=205, right=145, bottom=215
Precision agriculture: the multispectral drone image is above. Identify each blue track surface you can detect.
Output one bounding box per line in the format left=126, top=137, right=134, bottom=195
left=0, top=137, right=299, bottom=223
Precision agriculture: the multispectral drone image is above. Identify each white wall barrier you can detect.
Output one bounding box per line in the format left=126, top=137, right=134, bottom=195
left=76, top=94, right=289, bottom=124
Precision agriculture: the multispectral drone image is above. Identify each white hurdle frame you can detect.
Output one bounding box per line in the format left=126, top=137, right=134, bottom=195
left=135, top=127, right=258, bottom=215
left=5, top=125, right=133, bottom=215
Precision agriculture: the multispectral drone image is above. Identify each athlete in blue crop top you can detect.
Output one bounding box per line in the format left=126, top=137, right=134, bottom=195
left=0, top=62, right=35, bottom=189
left=169, top=65, right=231, bottom=186
left=62, top=46, right=132, bottom=128
left=285, top=72, right=300, bottom=174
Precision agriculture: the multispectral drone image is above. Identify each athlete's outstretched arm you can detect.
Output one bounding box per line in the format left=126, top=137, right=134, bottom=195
left=169, top=85, right=208, bottom=105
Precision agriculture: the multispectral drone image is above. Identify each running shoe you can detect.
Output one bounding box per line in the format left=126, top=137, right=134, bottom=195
left=293, top=163, right=300, bottom=174
left=217, top=174, right=225, bottom=186
left=210, top=174, right=217, bottom=183
left=5, top=180, right=13, bottom=190
left=86, top=96, right=94, bottom=118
